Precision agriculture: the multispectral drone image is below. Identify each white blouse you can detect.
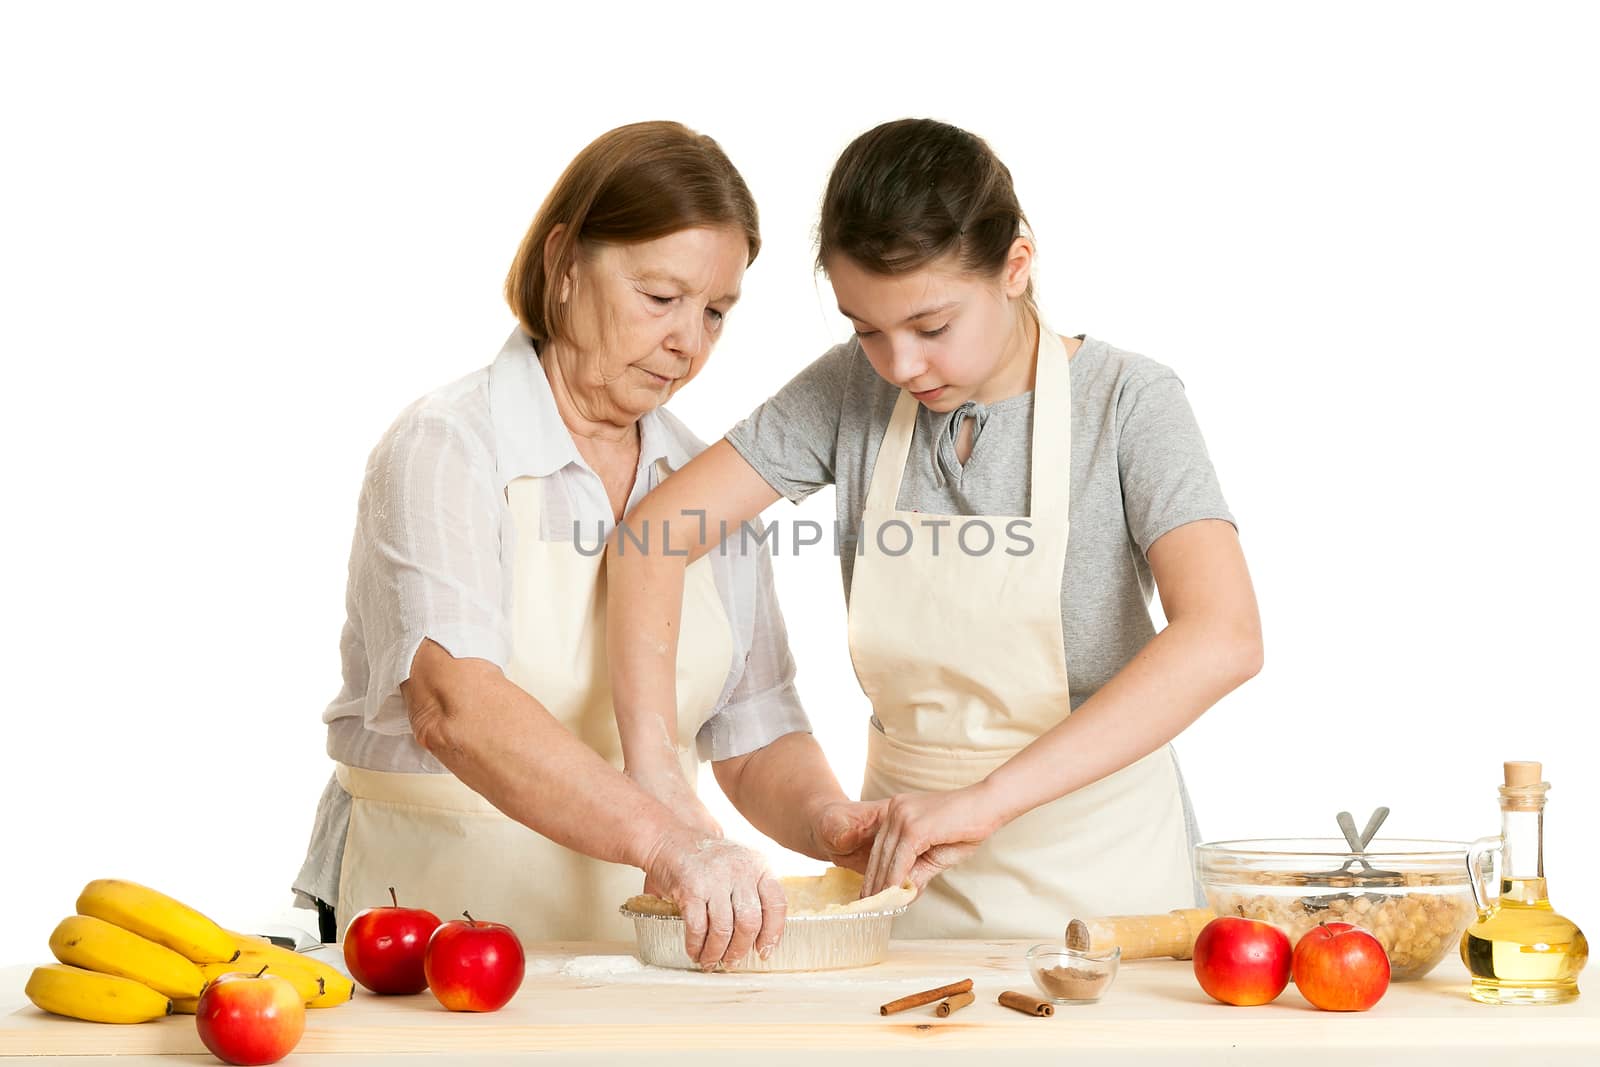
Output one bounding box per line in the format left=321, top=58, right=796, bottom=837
left=294, top=328, right=810, bottom=910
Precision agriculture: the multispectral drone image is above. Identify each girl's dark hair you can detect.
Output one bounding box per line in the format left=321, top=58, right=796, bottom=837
left=817, top=118, right=1032, bottom=302
left=506, top=121, right=760, bottom=345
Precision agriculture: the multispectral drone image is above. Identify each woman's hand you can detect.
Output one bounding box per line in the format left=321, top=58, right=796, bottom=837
left=808, top=798, right=887, bottom=875
left=861, top=785, right=1007, bottom=897
left=642, top=828, right=787, bottom=969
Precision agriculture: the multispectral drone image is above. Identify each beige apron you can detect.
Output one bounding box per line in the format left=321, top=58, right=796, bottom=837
left=848, top=325, right=1195, bottom=939
left=336, top=465, right=733, bottom=941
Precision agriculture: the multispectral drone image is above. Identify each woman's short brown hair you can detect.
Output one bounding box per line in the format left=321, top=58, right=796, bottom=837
left=817, top=118, right=1032, bottom=304
left=505, top=121, right=760, bottom=345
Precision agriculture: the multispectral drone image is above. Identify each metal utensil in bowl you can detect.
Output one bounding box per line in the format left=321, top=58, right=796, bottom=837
left=1302, top=807, right=1405, bottom=912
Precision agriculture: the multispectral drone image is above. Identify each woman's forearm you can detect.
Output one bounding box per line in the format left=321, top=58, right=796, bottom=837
left=978, top=615, right=1263, bottom=827
left=404, top=653, right=680, bottom=872
left=713, top=732, right=854, bottom=859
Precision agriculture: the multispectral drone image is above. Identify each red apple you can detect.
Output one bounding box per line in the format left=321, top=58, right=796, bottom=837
left=1292, top=921, right=1391, bottom=1011
left=195, top=966, right=305, bottom=1066
left=343, top=887, right=441, bottom=995
left=1193, top=916, right=1293, bottom=1006
left=424, top=911, right=525, bottom=1012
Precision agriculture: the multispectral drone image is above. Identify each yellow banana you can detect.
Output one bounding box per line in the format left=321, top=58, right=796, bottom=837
left=76, top=879, right=237, bottom=964
left=171, top=996, right=199, bottom=1014
left=199, top=957, right=322, bottom=1004
left=227, top=931, right=355, bottom=1008
left=304, top=966, right=356, bottom=1009
left=25, top=964, right=172, bottom=1024
left=305, top=974, right=355, bottom=1008
left=49, top=915, right=206, bottom=999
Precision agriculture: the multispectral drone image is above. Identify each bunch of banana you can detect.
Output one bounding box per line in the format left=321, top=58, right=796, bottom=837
left=26, top=878, right=355, bottom=1024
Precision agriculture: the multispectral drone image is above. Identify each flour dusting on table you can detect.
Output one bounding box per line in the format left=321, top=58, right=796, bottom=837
left=546, top=954, right=914, bottom=986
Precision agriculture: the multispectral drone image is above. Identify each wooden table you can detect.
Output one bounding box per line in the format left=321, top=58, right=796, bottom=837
left=3, top=939, right=1596, bottom=1065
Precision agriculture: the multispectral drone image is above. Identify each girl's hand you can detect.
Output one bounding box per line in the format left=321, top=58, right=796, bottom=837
left=861, top=786, right=1005, bottom=896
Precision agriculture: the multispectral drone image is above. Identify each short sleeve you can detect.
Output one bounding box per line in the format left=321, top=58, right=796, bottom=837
left=1116, top=370, right=1236, bottom=557
left=695, top=538, right=813, bottom=761
left=352, top=407, right=510, bottom=734
left=723, top=343, right=854, bottom=503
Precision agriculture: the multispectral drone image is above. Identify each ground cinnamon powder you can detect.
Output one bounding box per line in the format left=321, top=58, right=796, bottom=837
left=1036, top=964, right=1111, bottom=1000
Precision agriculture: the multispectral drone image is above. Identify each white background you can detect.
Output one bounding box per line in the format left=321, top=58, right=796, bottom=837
left=3, top=1, right=1596, bottom=967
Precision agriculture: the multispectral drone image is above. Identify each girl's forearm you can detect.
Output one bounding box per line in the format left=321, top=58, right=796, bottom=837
left=977, top=616, right=1263, bottom=826
left=605, top=478, right=708, bottom=774
left=607, top=441, right=783, bottom=777
left=606, top=528, right=691, bottom=775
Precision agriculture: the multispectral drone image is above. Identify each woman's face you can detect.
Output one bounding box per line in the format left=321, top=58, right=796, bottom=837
left=554, top=225, right=748, bottom=425
left=826, top=240, right=1033, bottom=412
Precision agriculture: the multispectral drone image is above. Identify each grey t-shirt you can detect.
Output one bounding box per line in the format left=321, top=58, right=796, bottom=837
left=725, top=333, right=1236, bottom=711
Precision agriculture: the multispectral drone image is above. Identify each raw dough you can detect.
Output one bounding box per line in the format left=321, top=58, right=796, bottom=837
left=623, top=866, right=916, bottom=917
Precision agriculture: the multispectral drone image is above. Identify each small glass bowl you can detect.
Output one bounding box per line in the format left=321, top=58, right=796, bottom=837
left=1025, top=943, right=1121, bottom=1004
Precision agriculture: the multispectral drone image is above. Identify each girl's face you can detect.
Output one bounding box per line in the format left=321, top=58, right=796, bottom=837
left=825, top=238, right=1035, bottom=412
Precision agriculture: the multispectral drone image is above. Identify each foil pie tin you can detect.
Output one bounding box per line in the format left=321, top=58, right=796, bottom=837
left=618, top=902, right=911, bottom=972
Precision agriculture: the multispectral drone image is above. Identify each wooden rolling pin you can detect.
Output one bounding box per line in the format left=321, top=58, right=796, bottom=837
left=1069, top=908, right=1216, bottom=960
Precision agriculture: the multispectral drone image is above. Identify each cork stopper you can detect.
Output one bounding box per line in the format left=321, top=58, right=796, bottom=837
left=1504, top=761, right=1542, bottom=787
left=1499, top=760, right=1547, bottom=812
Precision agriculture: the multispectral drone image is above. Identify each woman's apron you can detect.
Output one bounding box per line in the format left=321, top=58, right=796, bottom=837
left=336, top=466, right=733, bottom=941
left=847, top=326, right=1195, bottom=939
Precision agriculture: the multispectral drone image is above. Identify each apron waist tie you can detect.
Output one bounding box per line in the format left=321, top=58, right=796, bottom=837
left=336, top=763, right=501, bottom=815
left=865, top=726, right=1021, bottom=793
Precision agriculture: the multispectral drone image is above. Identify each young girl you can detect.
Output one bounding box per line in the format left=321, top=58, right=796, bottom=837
left=606, top=118, right=1262, bottom=939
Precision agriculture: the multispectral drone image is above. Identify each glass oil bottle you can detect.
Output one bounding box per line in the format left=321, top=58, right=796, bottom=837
left=1460, top=761, right=1588, bottom=1004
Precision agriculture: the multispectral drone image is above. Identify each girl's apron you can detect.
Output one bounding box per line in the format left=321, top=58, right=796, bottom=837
left=847, top=326, right=1195, bottom=939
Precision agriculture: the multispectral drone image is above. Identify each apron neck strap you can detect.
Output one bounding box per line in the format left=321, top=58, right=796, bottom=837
left=864, top=391, right=920, bottom=513
left=506, top=475, right=546, bottom=526
left=1027, top=326, right=1072, bottom=521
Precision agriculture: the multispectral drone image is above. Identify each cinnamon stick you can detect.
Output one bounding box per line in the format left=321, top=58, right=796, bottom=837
left=935, top=991, right=976, bottom=1017
left=879, top=978, right=974, bottom=1016
left=998, top=990, right=1054, bottom=1017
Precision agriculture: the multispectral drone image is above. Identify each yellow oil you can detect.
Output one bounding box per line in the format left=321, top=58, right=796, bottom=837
left=1460, top=878, right=1588, bottom=1005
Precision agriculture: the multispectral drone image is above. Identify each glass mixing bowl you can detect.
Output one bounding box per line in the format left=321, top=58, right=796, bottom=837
left=1194, top=838, right=1477, bottom=980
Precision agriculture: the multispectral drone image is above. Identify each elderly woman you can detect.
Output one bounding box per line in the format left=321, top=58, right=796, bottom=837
left=293, top=122, right=881, bottom=969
